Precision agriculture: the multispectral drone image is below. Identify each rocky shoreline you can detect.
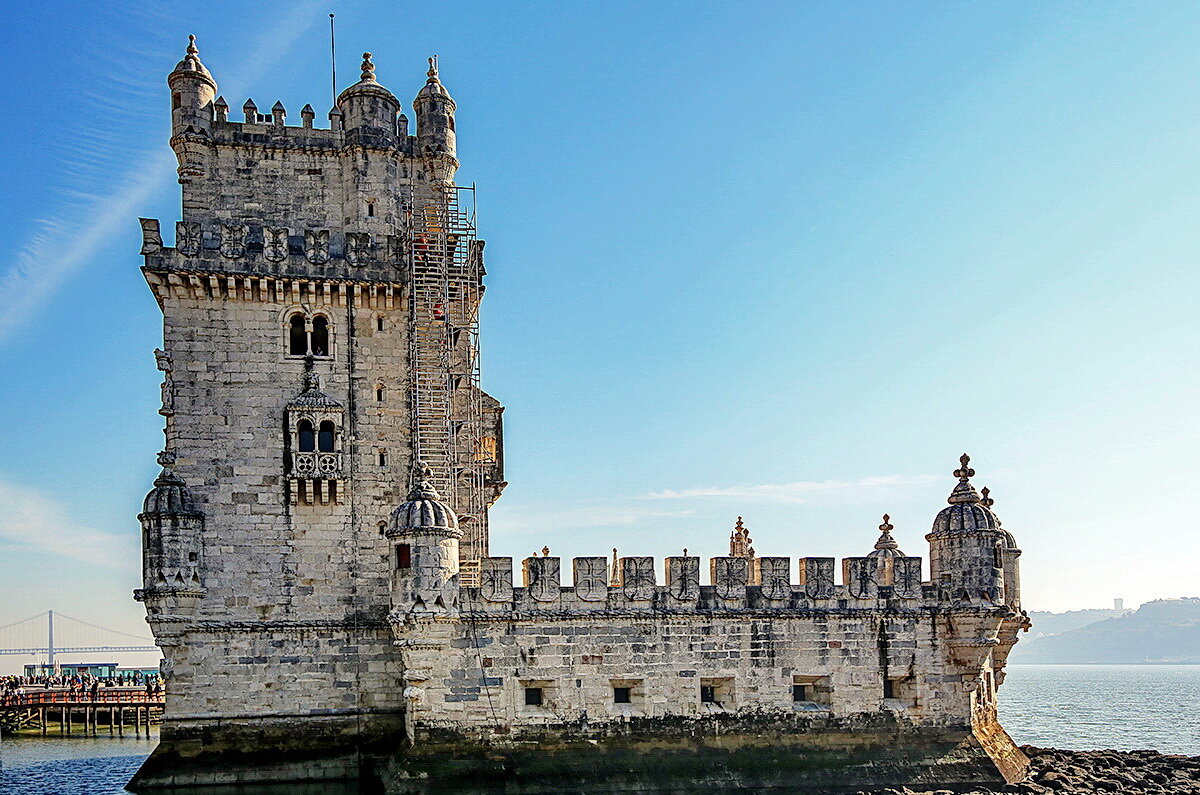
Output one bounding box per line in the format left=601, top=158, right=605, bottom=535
left=861, top=747, right=1200, bottom=794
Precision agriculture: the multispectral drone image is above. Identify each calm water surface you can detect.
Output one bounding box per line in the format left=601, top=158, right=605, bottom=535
left=2, top=665, right=1197, bottom=793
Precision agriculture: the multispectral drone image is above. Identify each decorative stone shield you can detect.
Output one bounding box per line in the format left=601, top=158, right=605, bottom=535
left=800, top=557, right=835, bottom=599
left=756, top=557, right=791, bottom=601
left=221, top=224, right=247, bottom=259
left=479, top=558, right=513, bottom=603
left=711, top=557, right=749, bottom=600
left=176, top=221, right=201, bottom=256
left=621, top=557, right=655, bottom=601
left=523, top=556, right=560, bottom=602
left=264, top=227, right=289, bottom=262
left=892, top=557, right=923, bottom=599
left=666, top=556, right=700, bottom=601
left=844, top=558, right=879, bottom=599
left=305, top=229, right=330, bottom=264
left=345, top=232, right=369, bottom=266
left=572, top=557, right=608, bottom=602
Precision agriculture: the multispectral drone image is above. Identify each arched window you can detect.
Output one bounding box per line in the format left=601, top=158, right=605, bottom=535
left=378, top=450, right=387, bottom=467
left=311, top=316, right=329, bottom=356
left=297, top=420, right=315, bottom=452
left=318, top=420, right=336, bottom=452
left=375, top=385, right=384, bottom=403
left=289, top=314, right=307, bottom=355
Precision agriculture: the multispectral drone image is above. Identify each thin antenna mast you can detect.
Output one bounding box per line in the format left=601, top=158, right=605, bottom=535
left=329, top=14, right=337, bottom=109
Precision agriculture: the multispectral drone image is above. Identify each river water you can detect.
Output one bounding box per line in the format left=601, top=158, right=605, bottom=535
left=2, top=665, right=1197, bottom=794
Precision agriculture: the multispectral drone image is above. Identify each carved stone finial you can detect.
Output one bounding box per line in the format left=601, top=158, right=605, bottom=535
left=730, top=516, right=755, bottom=559
left=874, top=515, right=899, bottom=550
left=186, top=34, right=198, bottom=56
left=947, top=453, right=982, bottom=505
left=980, top=487, right=994, bottom=508
left=406, top=460, right=440, bottom=501
left=954, top=453, right=974, bottom=481
left=301, top=355, right=319, bottom=391
left=542, top=546, right=550, bottom=557
left=428, top=55, right=439, bottom=78
left=361, top=52, right=376, bottom=82
left=880, top=514, right=893, bottom=533
left=610, top=547, right=619, bottom=586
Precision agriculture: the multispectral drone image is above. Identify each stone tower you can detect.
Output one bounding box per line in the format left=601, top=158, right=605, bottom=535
left=131, top=38, right=503, bottom=789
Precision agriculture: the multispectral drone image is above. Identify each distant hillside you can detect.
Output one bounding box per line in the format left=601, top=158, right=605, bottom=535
left=1013, top=598, right=1200, bottom=664
left=1026, top=608, right=1129, bottom=639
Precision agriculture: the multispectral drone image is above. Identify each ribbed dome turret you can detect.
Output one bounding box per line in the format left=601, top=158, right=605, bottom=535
left=867, top=515, right=906, bottom=559
left=930, top=454, right=1001, bottom=535
left=168, top=35, right=215, bottom=89
left=141, top=468, right=202, bottom=517
left=390, top=463, right=459, bottom=535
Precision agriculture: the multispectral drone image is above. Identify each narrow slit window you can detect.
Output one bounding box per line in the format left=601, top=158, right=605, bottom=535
left=378, top=450, right=387, bottom=467
left=311, top=316, right=329, bottom=356
left=376, top=316, right=385, bottom=332
left=297, top=420, right=315, bottom=452
left=883, top=679, right=895, bottom=699
left=288, top=314, right=307, bottom=355
left=318, top=420, right=336, bottom=452
left=376, top=386, right=385, bottom=403
left=367, top=200, right=376, bottom=217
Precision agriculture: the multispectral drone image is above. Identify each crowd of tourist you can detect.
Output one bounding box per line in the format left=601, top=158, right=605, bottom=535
left=1, top=672, right=163, bottom=703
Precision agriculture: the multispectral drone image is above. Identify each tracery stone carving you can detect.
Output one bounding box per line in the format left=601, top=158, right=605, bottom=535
left=264, top=227, right=289, bottom=262
left=621, top=557, right=655, bottom=601
left=305, top=229, right=330, bottom=264
left=480, top=558, right=513, bottom=602
left=220, top=223, right=246, bottom=259
left=573, top=557, right=608, bottom=602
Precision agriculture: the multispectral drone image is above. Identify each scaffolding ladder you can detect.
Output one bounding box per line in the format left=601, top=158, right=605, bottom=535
left=407, top=183, right=490, bottom=586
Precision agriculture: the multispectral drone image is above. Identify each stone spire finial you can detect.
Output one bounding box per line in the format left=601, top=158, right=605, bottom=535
left=407, top=459, right=441, bottom=501
left=187, top=34, right=198, bottom=56
left=980, top=486, right=993, bottom=508
left=730, top=516, right=755, bottom=559
left=170, top=33, right=214, bottom=85
left=361, top=52, right=376, bottom=82
left=610, top=547, right=620, bottom=586
left=428, top=55, right=439, bottom=79
left=874, top=515, right=899, bottom=551
left=947, top=452, right=982, bottom=505
left=542, top=546, right=550, bottom=557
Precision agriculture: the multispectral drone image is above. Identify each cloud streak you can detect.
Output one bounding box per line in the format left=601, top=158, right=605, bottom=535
left=0, top=1, right=326, bottom=343
left=0, top=479, right=132, bottom=570
left=643, top=474, right=940, bottom=504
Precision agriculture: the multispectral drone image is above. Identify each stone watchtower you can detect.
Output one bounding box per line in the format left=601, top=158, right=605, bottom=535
left=130, top=38, right=504, bottom=789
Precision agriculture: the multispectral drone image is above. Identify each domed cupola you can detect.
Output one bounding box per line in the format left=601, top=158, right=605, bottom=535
left=389, top=467, right=460, bottom=537
left=142, top=467, right=202, bottom=518
left=337, top=52, right=401, bottom=139
left=167, top=35, right=218, bottom=177
left=867, top=515, right=905, bottom=559
left=930, top=454, right=1001, bottom=535
left=169, top=35, right=215, bottom=90
left=980, top=487, right=1018, bottom=550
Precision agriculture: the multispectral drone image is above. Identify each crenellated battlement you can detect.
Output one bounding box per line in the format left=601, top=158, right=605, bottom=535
left=460, top=552, right=939, bottom=617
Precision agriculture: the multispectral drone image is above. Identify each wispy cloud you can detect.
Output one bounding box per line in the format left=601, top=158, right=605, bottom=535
left=643, top=474, right=940, bottom=504
left=0, top=1, right=326, bottom=343
left=0, top=479, right=132, bottom=569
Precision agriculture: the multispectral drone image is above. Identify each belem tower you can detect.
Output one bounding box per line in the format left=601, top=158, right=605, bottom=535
left=130, top=37, right=1033, bottom=791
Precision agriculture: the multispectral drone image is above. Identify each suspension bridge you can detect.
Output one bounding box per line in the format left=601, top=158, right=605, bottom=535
left=0, top=611, right=158, bottom=665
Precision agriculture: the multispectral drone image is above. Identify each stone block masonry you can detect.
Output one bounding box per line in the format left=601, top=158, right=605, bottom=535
left=131, top=35, right=1032, bottom=793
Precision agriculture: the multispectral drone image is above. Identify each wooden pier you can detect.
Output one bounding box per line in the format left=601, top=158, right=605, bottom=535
left=1, top=688, right=164, bottom=735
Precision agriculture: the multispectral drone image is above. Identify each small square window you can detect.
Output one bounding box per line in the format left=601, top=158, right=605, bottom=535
left=792, top=684, right=808, bottom=702
left=524, top=687, right=543, bottom=706
left=700, top=685, right=716, bottom=704
left=614, top=687, right=631, bottom=704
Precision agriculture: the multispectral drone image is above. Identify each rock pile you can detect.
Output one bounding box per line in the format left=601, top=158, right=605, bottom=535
left=857, top=746, right=1200, bottom=795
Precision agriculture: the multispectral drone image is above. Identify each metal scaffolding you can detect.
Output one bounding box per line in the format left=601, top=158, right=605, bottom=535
left=407, top=183, right=491, bottom=585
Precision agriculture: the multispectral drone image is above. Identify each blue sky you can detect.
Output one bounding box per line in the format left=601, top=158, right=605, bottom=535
left=2, top=1, right=1199, bottom=669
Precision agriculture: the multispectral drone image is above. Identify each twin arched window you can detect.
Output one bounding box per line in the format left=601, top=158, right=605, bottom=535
left=297, top=419, right=336, bottom=452
left=287, top=313, right=330, bottom=357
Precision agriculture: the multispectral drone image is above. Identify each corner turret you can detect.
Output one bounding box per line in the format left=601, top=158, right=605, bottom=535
left=414, top=56, right=457, bottom=179
left=135, top=463, right=206, bottom=622
left=337, top=52, right=401, bottom=145
left=168, top=35, right=216, bottom=134
left=385, top=462, right=461, bottom=620
left=981, top=487, right=1022, bottom=609
left=926, top=454, right=1005, bottom=603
